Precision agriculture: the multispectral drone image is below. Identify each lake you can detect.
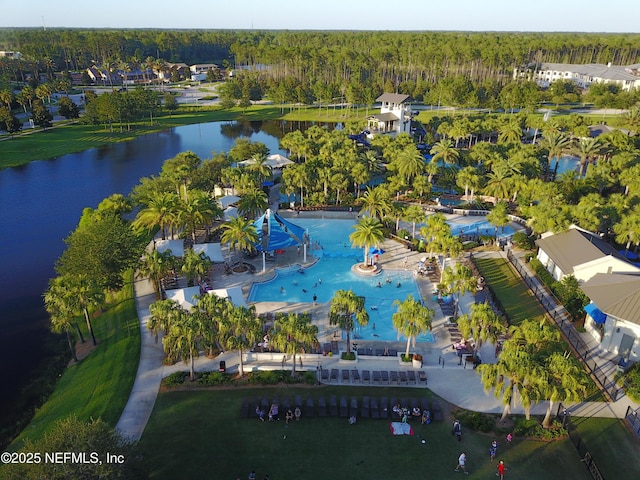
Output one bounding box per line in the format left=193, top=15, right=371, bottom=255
left=0, top=119, right=318, bottom=431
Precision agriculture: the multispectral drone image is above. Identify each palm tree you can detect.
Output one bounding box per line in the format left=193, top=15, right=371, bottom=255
left=270, top=313, right=319, bottom=377
left=329, top=289, right=369, bottom=353
left=613, top=208, right=640, bottom=256
left=430, top=139, right=459, bottom=167
left=237, top=188, right=269, bottom=220
left=497, top=120, right=522, bottom=144
left=0, top=89, right=13, bottom=110
left=44, top=276, right=86, bottom=345
left=541, top=352, right=588, bottom=428
left=148, top=298, right=183, bottom=344
left=486, top=201, right=510, bottom=239
left=66, top=274, right=104, bottom=346
left=133, top=191, right=179, bottom=241
left=439, top=263, right=476, bottom=318
left=178, top=190, right=219, bottom=243
left=162, top=308, right=204, bottom=381
left=281, top=163, right=307, bottom=208
left=483, top=169, right=511, bottom=201
left=478, top=319, right=559, bottom=421
left=457, top=302, right=505, bottom=356
left=396, top=146, right=426, bottom=185
left=245, top=153, right=273, bottom=186
left=44, top=278, right=82, bottom=362
left=220, top=216, right=259, bottom=264
left=349, top=216, right=384, bottom=268
left=403, top=204, right=425, bottom=238
left=358, top=186, right=393, bottom=221
left=138, top=248, right=175, bottom=300
left=195, top=293, right=230, bottom=356
left=221, top=305, right=262, bottom=377
left=538, top=130, right=571, bottom=177
left=181, top=249, right=211, bottom=287
left=572, top=137, right=602, bottom=177
left=392, top=295, right=434, bottom=358
left=456, top=166, right=482, bottom=202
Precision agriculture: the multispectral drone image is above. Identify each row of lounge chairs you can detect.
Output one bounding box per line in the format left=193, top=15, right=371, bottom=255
left=355, top=348, right=398, bottom=357
left=241, top=395, right=443, bottom=421
left=321, top=368, right=427, bottom=385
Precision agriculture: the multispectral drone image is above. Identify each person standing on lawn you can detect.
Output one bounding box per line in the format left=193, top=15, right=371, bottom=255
left=454, top=452, right=469, bottom=474
left=497, top=460, right=506, bottom=479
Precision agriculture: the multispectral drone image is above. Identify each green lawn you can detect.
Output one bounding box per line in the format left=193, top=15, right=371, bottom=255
left=139, top=387, right=592, bottom=480
left=6, top=276, right=140, bottom=451
left=569, top=416, right=640, bottom=479
left=473, top=256, right=546, bottom=325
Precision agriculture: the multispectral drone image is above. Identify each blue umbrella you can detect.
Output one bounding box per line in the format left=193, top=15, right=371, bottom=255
left=369, top=247, right=386, bottom=255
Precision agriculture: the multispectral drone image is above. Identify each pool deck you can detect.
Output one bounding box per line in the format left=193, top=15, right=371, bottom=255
left=207, top=209, right=488, bottom=358
left=117, top=208, right=638, bottom=443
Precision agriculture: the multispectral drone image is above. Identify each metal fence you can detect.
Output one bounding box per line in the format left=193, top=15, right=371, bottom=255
left=557, top=403, right=605, bottom=480
left=505, top=250, right=622, bottom=402
left=625, top=405, right=640, bottom=438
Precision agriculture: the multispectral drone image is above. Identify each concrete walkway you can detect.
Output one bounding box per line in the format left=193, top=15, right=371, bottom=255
left=115, top=216, right=639, bottom=442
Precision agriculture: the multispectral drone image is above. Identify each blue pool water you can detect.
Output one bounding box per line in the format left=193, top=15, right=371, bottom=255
left=447, top=219, right=516, bottom=239
left=248, top=217, right=434, bottom=342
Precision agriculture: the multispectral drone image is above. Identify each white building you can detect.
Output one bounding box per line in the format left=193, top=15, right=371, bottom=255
left=514, top=62, right=640, bottom=91
left=535, top=227, right=640, bottom=283
left=581, top=273, right=640, bottom=363
left=366, top=93, right=412, bottom=136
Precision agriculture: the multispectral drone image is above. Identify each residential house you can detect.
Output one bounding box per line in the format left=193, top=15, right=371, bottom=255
left=366, top=93, right=412, bottom=136
left=535, top=227, right=640, bottom=283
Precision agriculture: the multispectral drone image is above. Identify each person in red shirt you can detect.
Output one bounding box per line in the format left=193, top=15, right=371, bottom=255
left=497, top=460, right=506, bottom=479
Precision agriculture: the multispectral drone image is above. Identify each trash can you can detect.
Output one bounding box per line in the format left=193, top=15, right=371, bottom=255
left=219, top=360, right=226, bottom=373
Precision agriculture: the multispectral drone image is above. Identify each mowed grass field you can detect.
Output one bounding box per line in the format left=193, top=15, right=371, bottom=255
left=139, top=387, right=593, bottom=480
left=473, top=255, right=546, bottom=325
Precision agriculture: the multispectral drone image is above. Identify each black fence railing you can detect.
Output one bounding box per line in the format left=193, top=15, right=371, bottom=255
left=506, top=250, right=622, bottom=402
left=625, top=405, right=640, bottom=438
left=557, top=403, right=605, bottom=480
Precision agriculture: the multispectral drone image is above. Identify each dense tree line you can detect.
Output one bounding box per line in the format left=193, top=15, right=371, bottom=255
left=2, top=28, right=640, bottom=88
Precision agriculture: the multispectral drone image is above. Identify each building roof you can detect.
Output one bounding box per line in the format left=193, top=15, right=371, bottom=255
left=536, top=228, right=627, bottom=275
left=581, top=273, right=640, bottom=326
left=539, top=62, right=639, bottom=83
left=376, top=93, right=410, bottom=104
left=368, top=112, right=399, bottom=122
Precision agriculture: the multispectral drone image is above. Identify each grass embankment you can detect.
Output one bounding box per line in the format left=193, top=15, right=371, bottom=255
left=0, top=104, right=367, bottom=169
left=139, top=387, right=592, bottom=480
left=6, top=274, right=140, bottom=452
left=473, top=256, right=546, bottom=325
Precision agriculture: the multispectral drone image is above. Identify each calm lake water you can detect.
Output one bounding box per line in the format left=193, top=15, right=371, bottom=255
left=0, top=120, right=318, bottom=427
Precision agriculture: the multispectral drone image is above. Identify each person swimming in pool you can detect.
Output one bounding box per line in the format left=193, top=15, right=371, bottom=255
left=397, top=282, right=402, bottom=288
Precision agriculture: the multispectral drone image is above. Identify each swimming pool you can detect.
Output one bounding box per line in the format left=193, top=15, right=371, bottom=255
left=248, top=217, right=434, bottom=342
left=446, top=218, right=516, bottom=239
left=551, top=156, right=580, bottom=176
